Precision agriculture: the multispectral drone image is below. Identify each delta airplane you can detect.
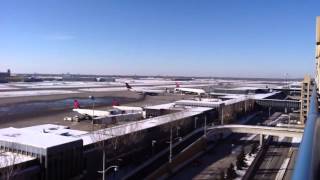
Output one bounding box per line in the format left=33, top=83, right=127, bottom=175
left=73, top=106, right=143, bottom=119
left=125, top=83, right=166, bottom=96
left=174, top=82, right=206, bottom=95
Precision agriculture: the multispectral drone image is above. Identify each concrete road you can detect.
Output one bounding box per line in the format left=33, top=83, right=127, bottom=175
left=168, top=133, right=258, bottom=180
left=252, top=137, right=293, bottom=180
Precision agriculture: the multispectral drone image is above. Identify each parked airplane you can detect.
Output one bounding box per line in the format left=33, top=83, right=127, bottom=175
left=73, top=106, right=143, bottom=119
left=73, top=108, right=110, bottom=118
left=125, top=83, right=166, bottom=95
left=174, top=82, right=206, bottom=95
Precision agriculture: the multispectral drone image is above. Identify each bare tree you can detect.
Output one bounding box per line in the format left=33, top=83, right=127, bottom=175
left=90, top=122, right=131, bottom=180
left=0, top=147, right=21, bottom=180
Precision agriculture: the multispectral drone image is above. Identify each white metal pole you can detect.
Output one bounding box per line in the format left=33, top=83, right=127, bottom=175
left=221, top=107, right=224, bottom=125
left=169, top=127, right=172, bottom=163
left=204, top=116, right=207, bottom=136
left=102, top=149, right=105, bottom=180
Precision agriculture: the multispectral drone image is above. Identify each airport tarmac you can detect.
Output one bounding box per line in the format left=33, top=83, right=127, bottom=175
left=0, top=92, right=193, bottom=131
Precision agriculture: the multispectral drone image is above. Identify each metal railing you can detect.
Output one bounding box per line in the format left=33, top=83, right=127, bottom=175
left=292, top=87, right=320, bottom=180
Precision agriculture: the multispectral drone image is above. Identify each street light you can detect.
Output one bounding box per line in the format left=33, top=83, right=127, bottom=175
left=89, top=95, right=95, bottom=130
left=169, top=127, right=173, bottom=163
left=166, top=128, right=183, bottom=163
left=176, top=126, right=181, bottom=138
left=204, top=115, right=207, bottom=137
left=97, top=165, right=119, bottom=180
left=151, top=140, right=156, bottom=156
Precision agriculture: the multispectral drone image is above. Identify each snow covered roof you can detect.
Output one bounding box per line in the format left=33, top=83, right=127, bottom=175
left=231, top=87, right=264, bottom=90
left=252, top=91, right=281, bottom=100
left=81, top=108, right=209, bottom=146
left=144, top=103, right=176, bottom=110
left=0, top=127, right=82, bottom=153
left=21, top=124, right=88, bottom=137
left=175, top=100, right=223, bottom=108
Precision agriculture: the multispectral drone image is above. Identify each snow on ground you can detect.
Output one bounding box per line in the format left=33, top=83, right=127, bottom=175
left=292, top=137, right=302, bottom=143
left=0, top=84, right=19, bottom=90
left=234, top=151, right=258, bottom=180
left=11, top=81, right=119, bottom=89
left=79, top=87, right=127, bottom=92
left=0, top=90, right=78, bottom=98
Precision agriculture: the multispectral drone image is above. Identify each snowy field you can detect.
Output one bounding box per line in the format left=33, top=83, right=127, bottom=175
left=2, top=78, right=296, bottom=90
left=0, top=90, right=78, bottom=98
left=0, top=84, right=19, bottom=90
left=79, top=87, right=127, bottom=92
left=10, top=81, right=119, bottom=89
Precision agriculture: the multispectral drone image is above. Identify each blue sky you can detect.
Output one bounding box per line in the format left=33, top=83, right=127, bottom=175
left=0, top=0, right=319, bottom=78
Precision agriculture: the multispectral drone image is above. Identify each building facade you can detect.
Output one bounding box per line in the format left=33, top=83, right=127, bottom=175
left=316, top=16, right=320, bottom=92
left=300, top=75, right=314, bottom=124
left=0, top=69, right=10, bottom=83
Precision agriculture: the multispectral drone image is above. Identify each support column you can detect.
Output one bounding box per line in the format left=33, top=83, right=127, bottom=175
left=268, top=107, right=271, bottom=117
left=221, top=105, right=224, bottom=125
left=194, top=117, right=198, bottom=129
left=259, top=134, right=264, bottom=146
left=285, top=107, right=287, bottom=114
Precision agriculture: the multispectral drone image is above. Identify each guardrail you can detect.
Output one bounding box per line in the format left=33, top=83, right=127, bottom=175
left=292, top=87, right=319, bottom=180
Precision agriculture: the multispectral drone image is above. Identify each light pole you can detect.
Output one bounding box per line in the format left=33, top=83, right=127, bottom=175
left=152, top=140, right=156, bottom=156
left=166, top=128, right=182, bottom=164
left=97, top=165, right=119, bottom=180
left=176, top=126, right=180, bottom=138
left=89, top=95, right=95, bottom=130
left=204, top=115, right=207, bottom=137
left=169, top=126, right=173, bottom=163
left=269, top=106, right=271, bottom=117
left=194, top=117, right=198, bottom=129
left=221, top=106, right=224, bottom=125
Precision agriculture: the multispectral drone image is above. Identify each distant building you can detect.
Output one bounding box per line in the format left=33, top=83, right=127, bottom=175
left=0, top=69, right=11, bottom=83
left=300, top=75, right=314, bottom=124
left=171, top=77, right=194, bottom=81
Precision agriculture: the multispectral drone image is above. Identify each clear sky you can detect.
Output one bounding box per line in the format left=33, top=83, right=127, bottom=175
left=0, top=0, right=319, bottom=78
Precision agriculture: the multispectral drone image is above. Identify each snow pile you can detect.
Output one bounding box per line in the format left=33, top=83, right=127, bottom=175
left=0, top=90, right=78, bottom=98
left=0, top=84, right=19, bottom=90
left=234, top=151, right=258, bottom=180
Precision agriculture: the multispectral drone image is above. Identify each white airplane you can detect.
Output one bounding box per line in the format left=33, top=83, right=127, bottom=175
left=174, top=82, right=206, bottom=95
left=73, top=106, right=143, bottom=118
left=125, top=83, right=166, bottom=96
left=73, top=108, right=110, bottom=118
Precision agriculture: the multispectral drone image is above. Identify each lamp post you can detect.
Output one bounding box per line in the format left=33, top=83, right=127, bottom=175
left=89, top=95, right=95, bottom=130
left=204, top=115, right=207, bottom=137
left=194, top=117, right=198, bottom=129
left=169, top=127, right=173, bottom=163
left=97, top=165, right=119, bottom=180
left=151, top=140, right=156, bottom=156
left=176, top=126, right=180, bottom=138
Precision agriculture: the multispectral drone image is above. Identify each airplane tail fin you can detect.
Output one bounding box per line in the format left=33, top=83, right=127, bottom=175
left=125, top=83, right=132, bottom=89
left=175, top=82, right=180, bottom=88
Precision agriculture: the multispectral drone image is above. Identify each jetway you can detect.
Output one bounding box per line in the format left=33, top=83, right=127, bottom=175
left=255, top=99, right=300, bottom=109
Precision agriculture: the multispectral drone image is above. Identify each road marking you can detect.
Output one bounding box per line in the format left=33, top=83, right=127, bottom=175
left=275, top=157, right=290, bottom=180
